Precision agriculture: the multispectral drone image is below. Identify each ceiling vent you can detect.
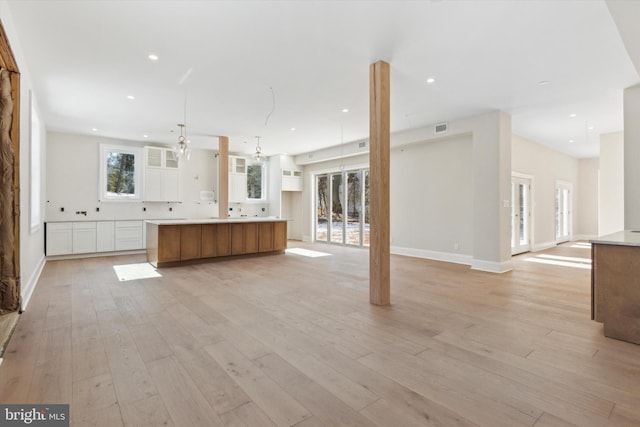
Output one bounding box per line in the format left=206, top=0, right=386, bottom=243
left=435, top=122, right=449, bottom=134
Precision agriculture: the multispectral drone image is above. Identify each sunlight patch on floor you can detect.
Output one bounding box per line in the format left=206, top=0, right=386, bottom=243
left=571, top=242, right=591, bottom=249
left=286, top=248, right=332, bottom=258
left=113, top=263, right=162, bottom=281
left=524, top=256, right=591, bottom=270
left=537, top=254, right=591, bottom=264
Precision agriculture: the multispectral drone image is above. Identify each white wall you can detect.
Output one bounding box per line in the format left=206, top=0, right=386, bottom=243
left=599, top=131, right=624, bottom=235
left=512, top=134, right=580, bottom=250
left=624, top=84, right=640, bottom=230
left=1, top=1, right=47, bottom=309
left=46, top=132, right=222, bottom=222
left=577, top=157, right=599, bottom=239
left=391, top=134, right=473, bottom=262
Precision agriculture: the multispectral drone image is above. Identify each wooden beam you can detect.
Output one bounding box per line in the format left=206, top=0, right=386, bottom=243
left=369, top=60, right=390, bottom=306
left=218, top=136, right=229, bottom=219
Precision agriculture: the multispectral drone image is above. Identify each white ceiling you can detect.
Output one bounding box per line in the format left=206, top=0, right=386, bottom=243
left=6, top=0, right=639, bottom=159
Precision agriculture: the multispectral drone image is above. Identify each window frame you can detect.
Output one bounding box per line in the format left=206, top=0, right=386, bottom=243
left=29, top=90, right=42, bottom=233
left=99, top=144, right=143, bottom=201
left=246, top=160, right=267, bottom=202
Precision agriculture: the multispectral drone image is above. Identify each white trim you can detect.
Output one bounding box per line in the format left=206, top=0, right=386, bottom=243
left=391, top=246, right=473, bottom=266
left=471, top=259, right=513, bottom=273
left=21, top=254, right=46, bottom=311
left=46, top=249, right=146, bottom=262
left=532, top=240, right=556, bottom=252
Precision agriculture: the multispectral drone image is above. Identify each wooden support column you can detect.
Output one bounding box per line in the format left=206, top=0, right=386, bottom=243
left=369, top=60, right=390, bottom=306
left=218, top=136, right=229, bottom=219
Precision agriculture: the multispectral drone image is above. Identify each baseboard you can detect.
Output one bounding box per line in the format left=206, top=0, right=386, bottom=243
left=391, top=246, right=473, bottom=266
left=532, top=241, right=556, bottom=252
left=302, top=235, right=313, bottom=243
left=471, top=259, right=513, bottom=273
left=46, top=249, right=145, bottom=261
left=21, top=254, right=46, bottom=311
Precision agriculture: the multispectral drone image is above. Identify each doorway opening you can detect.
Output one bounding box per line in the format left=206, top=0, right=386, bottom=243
left=555, top=181, right=572, bottom=243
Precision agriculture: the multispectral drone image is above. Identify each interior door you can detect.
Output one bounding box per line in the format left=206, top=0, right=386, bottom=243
left=555, top=182, right=572, bottom=243
left=511, top=176, right=531, bottom=255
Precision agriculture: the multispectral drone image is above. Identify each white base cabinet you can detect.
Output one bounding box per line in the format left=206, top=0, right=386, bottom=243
left=46, top=220, right=144, bottom=256
left=46, top=222, right=73, bottom=256
left=97, top=221, right=115, bottom=252
left=115, top=221, right=144, bottom=251
left=72, top=222, right=97, bottom=254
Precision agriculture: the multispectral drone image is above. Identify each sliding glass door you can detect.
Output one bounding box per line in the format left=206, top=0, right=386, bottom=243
left=315, top=168, right=369, bottom=247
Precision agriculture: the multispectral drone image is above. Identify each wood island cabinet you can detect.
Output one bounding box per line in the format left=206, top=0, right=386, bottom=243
left=147, top=220, right=287, bottom=267
left=180, top=224, right=202, bottom=260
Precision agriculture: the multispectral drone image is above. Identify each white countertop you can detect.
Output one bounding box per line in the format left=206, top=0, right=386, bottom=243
left=589, top=230, right=640, bottom=247
left=145, top=217, right=288, bottom=225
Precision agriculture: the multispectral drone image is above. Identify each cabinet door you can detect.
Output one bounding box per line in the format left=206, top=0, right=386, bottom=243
left=146, top=146, right=163, bottom=167
left=144, top=169, right=163, bottom=201
left=96, top=221, right=115, bottom=252
left=46, top=222, right=73, bottom=255
left=201, top=224, right=217, bottom=258
left=115, top=221, right=143, bottom=250
left=163, top=169, right=180, bottom=202
left=72, top=222, right=97, bottom=254
left=180, top=224, right=202, bottom=260
left=158, top=225, right=181, bottom=262
left=231, top=223, right=245, bottom=255
left=244, top=222, right=259, bottom=254
left=273, top=221, right=287, bottom=251
left=216, top=224, right=232, bottom=256
left=258, top=222, right=274, bottom=252
left=164, top=149, right=179, bottom=168
left=229, top=174, right=247, bottom=203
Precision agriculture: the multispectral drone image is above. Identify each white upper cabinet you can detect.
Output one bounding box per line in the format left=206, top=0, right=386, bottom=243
left=282, top=169, right=303, bottom=191
left=144, top=146, right=180, bottom=202
left=228, top=156, right=248, bottom=202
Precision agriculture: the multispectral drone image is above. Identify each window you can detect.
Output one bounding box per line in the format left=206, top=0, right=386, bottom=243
left=30, top=91, right=41, bottom=233
left=99, top=144, right=142, bottom=200
left=247, top=162, right=266, bottom=200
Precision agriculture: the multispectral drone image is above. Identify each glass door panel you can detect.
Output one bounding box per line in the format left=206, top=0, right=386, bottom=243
left=331, top=173, right=344, bottom=244
left=315, top=174, right=328, bottom=242
left=511, top=176, right=531, bottom=255
left=346, top=170, right=362, bottom=245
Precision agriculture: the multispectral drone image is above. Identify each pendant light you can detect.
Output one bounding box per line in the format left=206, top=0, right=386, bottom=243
left=173, top=90, right=191, bottom=160
left=253, top=136, right=263, bottom=163
left=174, top=123, right=191, bottom=160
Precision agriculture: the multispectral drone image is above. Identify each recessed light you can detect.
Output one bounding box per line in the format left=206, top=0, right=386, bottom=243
left=91, top=128, right=98, bottom=132
left=127, top=95, right=135, bottom=100
left=342, top=108, right=349, bottom=113
left=143, top=134, right=149, bottom=138
left=290, top=127, right=296, bottom=131
left=148, top=54, right=158, bottom=61
left=426, top=77, right=435, bottom=84
left=569, top=113, right=577, bottom=118
left=587, top=126, right=595, bottom=130
left=538, top=80, right=550, bottom=86
left=569, top=139, right=575, bottom=143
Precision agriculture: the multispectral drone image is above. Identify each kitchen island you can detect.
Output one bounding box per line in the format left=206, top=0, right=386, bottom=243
left=146, top=218, right=287, bottom=267
left=590, top=230, right=640, bottom=344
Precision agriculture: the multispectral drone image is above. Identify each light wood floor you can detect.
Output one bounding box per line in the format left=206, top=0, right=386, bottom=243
left=1, top=242, right=639, bottom=426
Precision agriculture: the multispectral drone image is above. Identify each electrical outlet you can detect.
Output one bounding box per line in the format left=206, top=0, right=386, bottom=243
left=453, top=243, right=460, bottom=251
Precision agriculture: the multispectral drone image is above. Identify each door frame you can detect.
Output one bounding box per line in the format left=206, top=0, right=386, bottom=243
left=511, top=172, right=534, bottom=255
left=555, top=180, right=573, bottom=244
